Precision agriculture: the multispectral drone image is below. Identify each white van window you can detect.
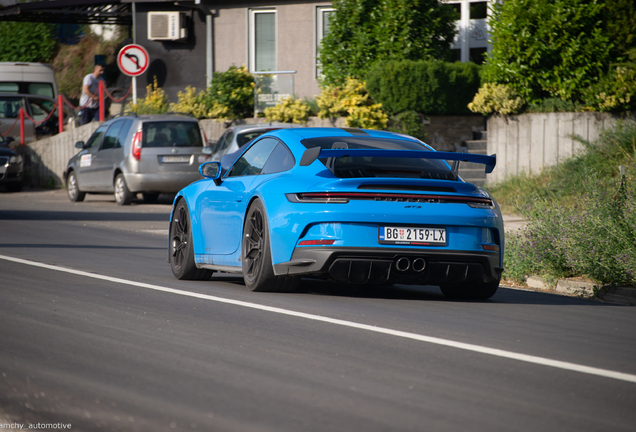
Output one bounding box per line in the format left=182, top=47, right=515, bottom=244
left=0, top=83, right=19, bottom=93
left=28, top=83, right=55, bottom=98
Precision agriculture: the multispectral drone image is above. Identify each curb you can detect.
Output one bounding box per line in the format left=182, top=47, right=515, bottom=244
left=522, top=276, right=635, bottom=305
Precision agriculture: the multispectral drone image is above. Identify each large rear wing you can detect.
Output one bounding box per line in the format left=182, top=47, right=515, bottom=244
left=299, top=147, right=497, bottom=174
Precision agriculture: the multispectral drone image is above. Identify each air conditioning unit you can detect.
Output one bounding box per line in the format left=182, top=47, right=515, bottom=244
left=148, top=12, right=188, bottom=41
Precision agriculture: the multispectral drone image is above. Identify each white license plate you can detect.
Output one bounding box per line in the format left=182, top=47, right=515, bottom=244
left=161, top=155, right=191, bottom=163
left=379, top=226, right=446, bottom=245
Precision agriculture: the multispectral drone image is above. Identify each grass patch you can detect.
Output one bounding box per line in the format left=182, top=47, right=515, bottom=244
left=486, top=120, right=636, bottom=286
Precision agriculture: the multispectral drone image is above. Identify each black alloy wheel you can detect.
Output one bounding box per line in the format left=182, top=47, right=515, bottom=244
left=169, top=199, right=212, bottom=280
left=242, top=199, right=298, bottom=292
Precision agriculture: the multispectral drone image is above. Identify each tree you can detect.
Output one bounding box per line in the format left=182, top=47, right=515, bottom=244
left=318, top=0, right=458, bottom=86
left=482, top=0, right=635, bottom=104
left=0, top=22, right=57, bottom=63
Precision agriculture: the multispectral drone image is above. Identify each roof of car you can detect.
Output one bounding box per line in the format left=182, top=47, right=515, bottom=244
left=107, top=113, right=199, bottom=122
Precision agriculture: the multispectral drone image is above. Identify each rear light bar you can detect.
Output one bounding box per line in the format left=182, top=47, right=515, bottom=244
left=286, top=192, right=493, bottom=206
left=298, top=239, right=335, bottom=246
left=132, top=130, right=142, bottom=161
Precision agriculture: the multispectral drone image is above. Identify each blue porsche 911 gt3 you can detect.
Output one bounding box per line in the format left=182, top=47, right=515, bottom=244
left=169, top=127, right=504, bottom=299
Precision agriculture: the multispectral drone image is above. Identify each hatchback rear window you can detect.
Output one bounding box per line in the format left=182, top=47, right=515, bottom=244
left=142, top=121, right=203, bottom=148
left=301, top=136, right=454, bottom=180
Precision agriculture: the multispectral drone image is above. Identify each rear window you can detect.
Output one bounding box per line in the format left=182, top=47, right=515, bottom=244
left=301, top=136, right=454, bottom=180
left=142, top=121, right=203, bottom=148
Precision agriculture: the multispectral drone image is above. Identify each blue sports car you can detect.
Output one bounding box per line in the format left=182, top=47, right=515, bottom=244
left=169, top=127, right=504, bottom=299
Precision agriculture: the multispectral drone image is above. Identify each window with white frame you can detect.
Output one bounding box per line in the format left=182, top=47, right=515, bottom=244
left=316, top=6, right=335, bottom=77
left=249, top=9, right=277, bottom=72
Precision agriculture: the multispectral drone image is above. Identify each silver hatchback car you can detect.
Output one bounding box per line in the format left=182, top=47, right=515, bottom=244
left=65, top=114, right=209, bottom=205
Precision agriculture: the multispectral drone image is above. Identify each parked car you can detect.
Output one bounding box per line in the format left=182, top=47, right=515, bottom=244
left=0, top=136, right=23, bottom=192
left=210, top=123, right=301, bottom=161
left=0, top=94, right=78, bottom=143
left=65, top=113, right=209, bottom=205
left=0, top=62, right=58, bottom=98
left=168, top=127, right=504, bottom=299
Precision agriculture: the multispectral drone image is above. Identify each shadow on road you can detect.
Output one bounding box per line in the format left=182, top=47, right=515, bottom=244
left=0, top=209, right=168, bottom=222
left=208, top=274, right=614, bottom=306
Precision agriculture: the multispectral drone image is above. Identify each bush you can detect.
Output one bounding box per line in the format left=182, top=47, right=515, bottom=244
left=169, top=86, right=210, bottom=118
left=200, top=65, right=255, bottom=120
left=0, top=22, right=57, bottom=63
left=483, top=0, right=612, bottom=103
left=318, top=0, right=457, bottom=86
left=316, top=78, right=388, bottom=130
left=263, top=97, right=311, bottom=124
left=468, top=83, right=525, bottom=115
left=125, top=78, right=169, bottom=115
left=583, top=66, right=636, bottom=112
left=387, top=111, right=427, bottom=141
left=367, top=60, right=481, bottom=115
left=505, top=175, right=636, bottom=286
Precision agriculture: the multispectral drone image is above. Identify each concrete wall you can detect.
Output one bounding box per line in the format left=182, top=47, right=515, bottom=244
left=23, top=122, right=101, bottom=188
left=487, top=112, right=627, bottom=184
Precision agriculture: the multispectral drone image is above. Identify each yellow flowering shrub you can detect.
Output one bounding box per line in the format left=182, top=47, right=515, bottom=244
left=468, top=83, right=525, bottom=115
left=125, top=77, right=169, bottom=115
left=263, top=97, right=311, bottom=124
left=316, top=78, right=388, bottom=129
left=169, top=86, right=211, bottom=118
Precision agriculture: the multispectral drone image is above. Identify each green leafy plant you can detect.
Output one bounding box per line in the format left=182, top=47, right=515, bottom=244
left=199, top=65, right=255, bottom=120
left=583, top=66, right=636, bottom=112
left=387, top=111, right=427, bottom=141
left=0, top=22, right=57, bottom=63
left=468, top=83, right=525, bottom=115
left=263, top=97, right=311, bottom=124
left=482, top=0, right=613, bottom=104
left=317, top=78, right=388, bottom=129
left=318, top=0, right=457, bottom=86
left=367, top=60, right=481, bottom=115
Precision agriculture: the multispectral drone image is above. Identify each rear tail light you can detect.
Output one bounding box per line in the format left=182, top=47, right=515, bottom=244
left=201, top=128, right=208, bottom=145
left=132, top=130, right=142, bottom=161
left=286, top=192, right=493, bottom=206
left=298, top=240, right=335, bottom=246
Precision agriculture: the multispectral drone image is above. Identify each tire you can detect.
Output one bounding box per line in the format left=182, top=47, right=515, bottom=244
left=242, top=199, right=299, bottom=292
left=142, top=192, right=160, bottom=203
left=66, top=171, right=85, bottom=202
left=169, top=199, right=213, bottom=280
left=114, top=173, right=134, bottom=205
left=440, top=280, right=500, bottom=300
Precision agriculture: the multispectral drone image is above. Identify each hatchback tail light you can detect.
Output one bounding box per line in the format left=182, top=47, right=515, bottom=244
left=132, top=130, right=142, bottom=161
left=201, top=128, right=208, bottom=145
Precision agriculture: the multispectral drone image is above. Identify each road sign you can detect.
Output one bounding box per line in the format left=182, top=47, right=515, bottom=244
left=117, top=44, right=150, bottom=77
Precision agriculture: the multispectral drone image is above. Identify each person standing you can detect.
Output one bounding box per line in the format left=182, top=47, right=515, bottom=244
left=80, top=64, right=104, bottom=125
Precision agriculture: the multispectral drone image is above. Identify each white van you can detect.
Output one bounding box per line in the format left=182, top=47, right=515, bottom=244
left=0, top=62, right=58, bottom=99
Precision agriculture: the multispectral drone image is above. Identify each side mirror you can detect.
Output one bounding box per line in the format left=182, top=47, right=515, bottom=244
left=199, top=161, right=222, bottom=185
left=75, top=141, right=85, bottom=149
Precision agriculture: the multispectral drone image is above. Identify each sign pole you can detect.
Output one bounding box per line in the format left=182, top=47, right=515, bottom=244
left=132, top=77, right=137, bottom=104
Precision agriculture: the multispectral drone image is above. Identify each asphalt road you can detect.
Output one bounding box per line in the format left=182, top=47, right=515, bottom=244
left=1, top=189, right=635, bottom=432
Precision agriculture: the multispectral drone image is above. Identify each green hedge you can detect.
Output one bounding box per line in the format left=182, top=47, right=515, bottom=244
left=366, top=60, right=481, bottom=115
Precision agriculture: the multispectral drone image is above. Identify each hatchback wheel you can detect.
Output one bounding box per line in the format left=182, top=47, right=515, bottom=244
left=66, top=171, right=85, bottom=202
left=114, top=173, right=134, bottom=205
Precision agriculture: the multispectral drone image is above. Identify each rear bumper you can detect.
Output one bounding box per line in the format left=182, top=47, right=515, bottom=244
left=273, top=247, right=502, bottom=286
left=125, top=172, right=202, bottom=193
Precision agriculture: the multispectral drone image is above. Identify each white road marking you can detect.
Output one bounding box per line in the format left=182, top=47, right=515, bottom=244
left=2, top=253, right=635, bottom=384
